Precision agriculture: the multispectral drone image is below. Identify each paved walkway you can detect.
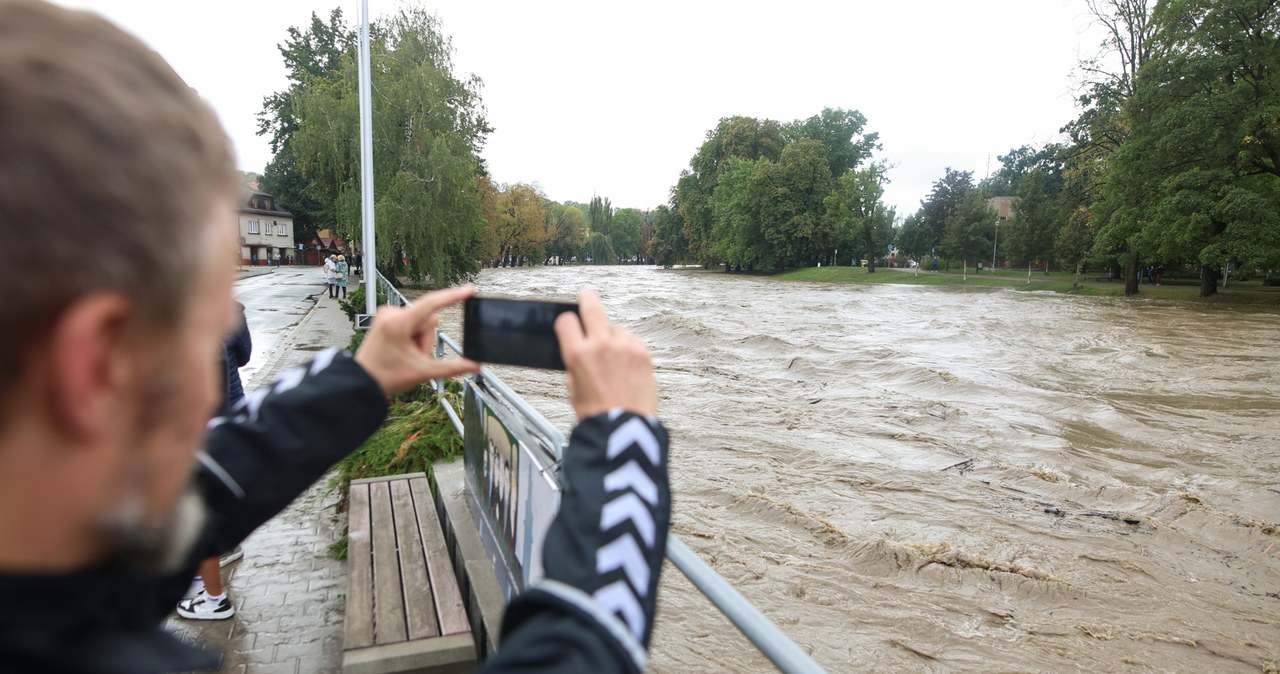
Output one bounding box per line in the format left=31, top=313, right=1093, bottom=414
left=168, top=287, right=357, bottom=674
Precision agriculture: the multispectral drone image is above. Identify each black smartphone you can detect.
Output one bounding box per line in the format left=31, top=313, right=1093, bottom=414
left=463, top=296, right=580, bottom=370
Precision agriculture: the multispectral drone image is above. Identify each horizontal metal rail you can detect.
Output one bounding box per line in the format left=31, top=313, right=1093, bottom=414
left=375, top=269, right=825, bottom=673
left=666, top=536, right=825, bottom=673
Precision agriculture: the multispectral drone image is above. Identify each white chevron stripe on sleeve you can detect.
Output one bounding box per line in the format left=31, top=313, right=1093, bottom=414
left=596, top=533, right=651, bottom=595
left=308, top=347, right=340, bottom=375
left=603, top=460, right=659, bottom=505
left=271, top=365, right=307, bottom=395
left=606, top=417, right=660, bottom=465
left=593, top=579, right=646, bottom=641
left=600, top=492, right=656, bottom=548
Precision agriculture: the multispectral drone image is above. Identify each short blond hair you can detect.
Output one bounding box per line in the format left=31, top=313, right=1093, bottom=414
left=0, top=0, right=236, bottom=388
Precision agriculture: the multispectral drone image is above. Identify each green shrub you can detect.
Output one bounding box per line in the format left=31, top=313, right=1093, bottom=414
left=340, top=283, right=388, bottom=322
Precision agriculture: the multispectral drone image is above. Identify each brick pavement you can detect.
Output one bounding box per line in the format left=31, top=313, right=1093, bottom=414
left=167, top=287, right=358, bottom=674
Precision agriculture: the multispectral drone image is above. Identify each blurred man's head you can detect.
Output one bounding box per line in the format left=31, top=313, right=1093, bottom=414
left=0, top=0, right=238, bottom=572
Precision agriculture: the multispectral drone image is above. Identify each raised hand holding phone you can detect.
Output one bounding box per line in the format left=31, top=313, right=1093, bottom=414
left=553, top=290, right=657, bottom=420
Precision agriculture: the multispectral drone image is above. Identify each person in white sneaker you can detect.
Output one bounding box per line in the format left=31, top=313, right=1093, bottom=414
left=175, top=304, right=252, bottom=622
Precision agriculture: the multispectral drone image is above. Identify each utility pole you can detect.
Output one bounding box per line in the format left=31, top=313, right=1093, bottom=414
left=358, top=0, right=377, bottom=318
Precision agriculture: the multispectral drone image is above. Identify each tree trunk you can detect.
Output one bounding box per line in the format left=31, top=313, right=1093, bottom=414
left=1124, top=252, right=1140, bottom=296
left=1199, top=265, right=1218, bottom=297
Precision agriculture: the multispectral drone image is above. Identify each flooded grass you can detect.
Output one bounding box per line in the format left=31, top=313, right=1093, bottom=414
left=773, top=266, right=1280, bottom=304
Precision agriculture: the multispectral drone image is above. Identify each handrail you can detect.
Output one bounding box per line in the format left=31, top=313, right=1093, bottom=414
left=373, top=269, right=826, bottom=673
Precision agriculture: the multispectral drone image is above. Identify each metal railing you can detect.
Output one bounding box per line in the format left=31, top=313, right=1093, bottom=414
left=372, top=270, right=826, bottom=674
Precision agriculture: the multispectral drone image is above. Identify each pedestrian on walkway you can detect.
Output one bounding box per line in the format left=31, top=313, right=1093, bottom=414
left=324, top=253, right=338, bottom=298
left=0, top=5, right=672, bottom=674
left=335, top=254, right=349, bottom=300
left=176, top=301, right=252, bottom=621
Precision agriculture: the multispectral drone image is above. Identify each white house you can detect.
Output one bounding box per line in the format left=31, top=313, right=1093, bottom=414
left=238, top=190, right=295, bottom=265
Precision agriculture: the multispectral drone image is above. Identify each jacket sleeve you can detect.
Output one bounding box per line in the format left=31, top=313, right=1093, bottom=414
left=195, top=348, right=388, bottom=551
left=231, top=323, right=252, bottom=367
left=480, top=410, right=671, bottom=674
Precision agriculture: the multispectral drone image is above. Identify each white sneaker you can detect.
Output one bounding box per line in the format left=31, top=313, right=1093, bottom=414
left=219, top=545, right=243, bottom=567
left=182, top=576, right=205, bottom=601
left=176, top=590, right=235, bottom=621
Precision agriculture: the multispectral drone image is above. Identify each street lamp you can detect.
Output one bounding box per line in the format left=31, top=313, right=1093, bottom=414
left=991, top=218, right=1000, bottom=274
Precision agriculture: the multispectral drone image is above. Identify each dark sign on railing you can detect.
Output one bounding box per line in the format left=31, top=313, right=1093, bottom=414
left=461, top=378, right=562, bottom=602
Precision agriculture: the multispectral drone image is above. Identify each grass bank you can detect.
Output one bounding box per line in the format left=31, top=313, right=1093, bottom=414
left=772, top=266, right=1280, bottom=305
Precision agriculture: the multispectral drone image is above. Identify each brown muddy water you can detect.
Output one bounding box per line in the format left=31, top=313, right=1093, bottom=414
left=438, top=265, right=1280, bottom=673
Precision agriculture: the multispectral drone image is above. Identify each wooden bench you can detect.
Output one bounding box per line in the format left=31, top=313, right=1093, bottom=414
left=343, top=473, right=476, bottom=674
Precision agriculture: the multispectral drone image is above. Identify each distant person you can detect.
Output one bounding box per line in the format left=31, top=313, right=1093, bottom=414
left=324, top=253, right=337, bottom=298
left=176, top=302, right=252, bottom=620
left=1155, top=263, right=1164, bottom=286
left=335, top=255, right=349, bottom=300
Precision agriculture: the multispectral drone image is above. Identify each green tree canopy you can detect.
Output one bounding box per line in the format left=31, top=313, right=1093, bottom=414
left=286, top=7, right=490, bottom=286
left=611, top=208, right=644, bottom=262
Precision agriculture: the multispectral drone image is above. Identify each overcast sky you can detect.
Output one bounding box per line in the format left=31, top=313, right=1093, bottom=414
left=55, top=0, right=1109, bottom=218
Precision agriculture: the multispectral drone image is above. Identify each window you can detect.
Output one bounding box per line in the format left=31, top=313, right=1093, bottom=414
left=276, top=221, right=288, bottom=236
left=247, top=219, right=260, bottom=234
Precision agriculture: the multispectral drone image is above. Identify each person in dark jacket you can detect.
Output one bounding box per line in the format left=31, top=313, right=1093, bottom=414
left=0, top=4, right=671, bottom=673
left=176, top=301, right=252, bottom=621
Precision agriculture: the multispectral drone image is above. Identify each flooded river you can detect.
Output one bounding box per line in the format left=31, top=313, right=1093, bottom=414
left=439, top=265, right=1280, bottom=673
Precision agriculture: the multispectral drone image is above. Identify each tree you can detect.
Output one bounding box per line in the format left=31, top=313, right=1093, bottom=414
left=1104, top=0, right=1280, bottom=296
left=676, top=116, right=786, bottom=264
left=824, top=162, right=894, bottom=271
left=748, top=139, right=835, bottom=268
left=286, top=7, right=490, bottom=286
left=708, top=157, right=768, bottom=270
left=587, top=196, right=613, bottom=241
left=491, top=184, right=547, bottom=266
left=785, top=107, right=880, bottom=179
left=919, top=168, right=975, bottom=251
left=611, top=208, right=643, bottom=262
left=583, top=233, right=615, bottom=265
left=1069, top=0, right=1156, bottom=295
left=544, top=203, right=586, bottom=264
left=896, top=212, right=933, bottom=260
left=650, top=202, right=688, bottom=268
left=257, top=10, right=355, bottom=240
left=942, top=193, right=997, bottom=266
left=1003, top=169, right=1061, bottom=269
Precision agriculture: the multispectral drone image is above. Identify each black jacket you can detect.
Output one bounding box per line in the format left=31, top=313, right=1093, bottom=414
left=0, top=351, right=671, bottom=674
left=222, top=303, right=252, bottom=411
left=480, top=411, right=671, bottom=674
left=0, top=349, right=388, bottom=673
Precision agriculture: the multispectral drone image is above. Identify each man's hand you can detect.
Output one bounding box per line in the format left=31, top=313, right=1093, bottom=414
left=554, top=290, right=657, bottom=420
left=354, top=285, right=480, bottom=396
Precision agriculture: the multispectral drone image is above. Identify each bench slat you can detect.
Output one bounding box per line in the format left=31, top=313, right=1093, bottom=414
left=409, top=477, right=470, bottom=636
left=391, top=479, right=440, bottom=640
left=370, top=481, right=409, bottom=645
left=344, top=484, right=375, bottom=649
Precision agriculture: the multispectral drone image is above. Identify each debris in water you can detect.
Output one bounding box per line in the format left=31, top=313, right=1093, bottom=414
left=941, top=458, right=974, bottom=473
left=1083, top=511, right=1142, bottom=526
left=806, top=398, right=823, bottom=404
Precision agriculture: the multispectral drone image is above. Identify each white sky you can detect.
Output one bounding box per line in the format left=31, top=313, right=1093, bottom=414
left=54, top=0, right=1108, bottom=218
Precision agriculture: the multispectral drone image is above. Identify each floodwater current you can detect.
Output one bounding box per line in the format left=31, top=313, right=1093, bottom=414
left=439, top=265, right=1280, bottom=673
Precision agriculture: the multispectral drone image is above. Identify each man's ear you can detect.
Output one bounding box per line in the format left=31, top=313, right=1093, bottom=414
left=46, top=293, right=137, bottom=439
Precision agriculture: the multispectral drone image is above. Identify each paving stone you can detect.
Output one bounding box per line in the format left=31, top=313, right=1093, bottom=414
left=247, top=658, right=299, bottom=674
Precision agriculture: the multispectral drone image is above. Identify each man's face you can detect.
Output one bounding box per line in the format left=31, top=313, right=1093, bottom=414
left=97, top=204, right=237, bottom=569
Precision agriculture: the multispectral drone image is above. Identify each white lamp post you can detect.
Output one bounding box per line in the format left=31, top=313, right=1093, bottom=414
left=991, top=218, right=999, bottom=274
